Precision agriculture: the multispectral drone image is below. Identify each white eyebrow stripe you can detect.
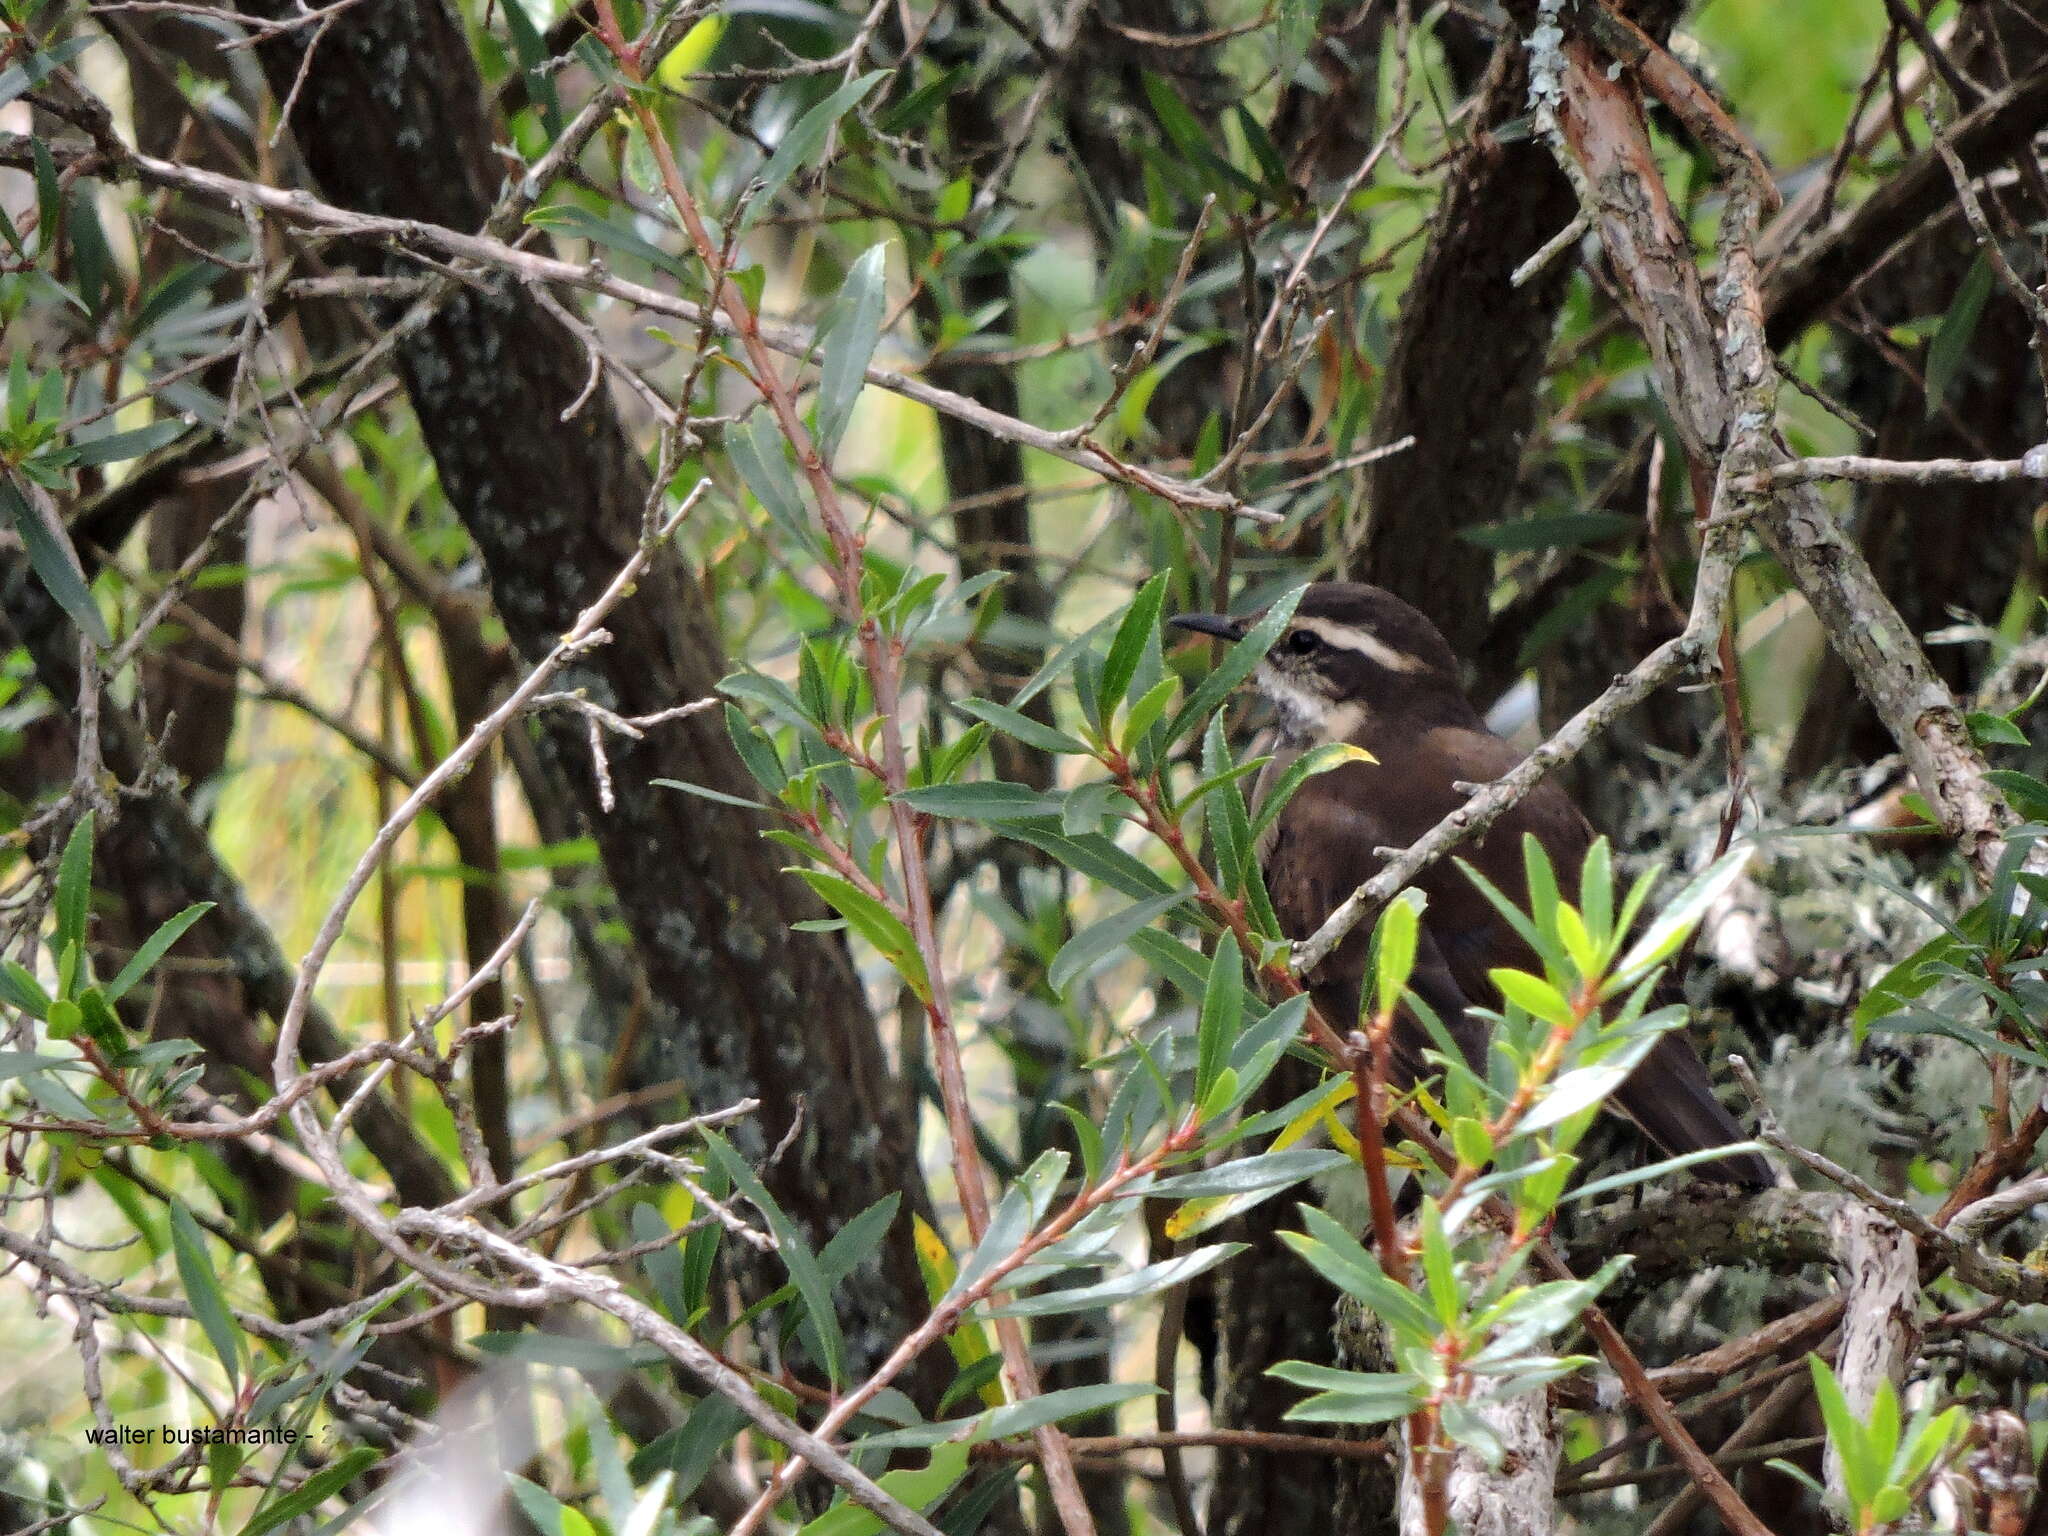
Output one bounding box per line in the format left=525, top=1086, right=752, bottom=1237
left=1297, top=617, right=1425, bottom=672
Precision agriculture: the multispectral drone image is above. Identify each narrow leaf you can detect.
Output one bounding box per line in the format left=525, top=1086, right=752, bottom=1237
left=168, top=1201, right=242, bottom=1389
left=104, top=903, right=212, bottom=1004
left=702, top=1131, right=849, bottom=1386
left=815, top=242, right=889, bottom=455
left=737, top=73, right=887, bottom=234
left=1, top=474, right=109, bottom=646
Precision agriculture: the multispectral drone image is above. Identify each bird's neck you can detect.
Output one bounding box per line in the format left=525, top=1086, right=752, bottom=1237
left=1262, top=676, right=1367, bottom=748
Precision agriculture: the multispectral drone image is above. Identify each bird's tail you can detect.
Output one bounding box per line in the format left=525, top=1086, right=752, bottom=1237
left=1617, top=1035, right=1775, bottom=1188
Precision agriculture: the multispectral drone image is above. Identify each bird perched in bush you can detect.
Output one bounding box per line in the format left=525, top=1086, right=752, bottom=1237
left=1171, top=581, right=1772, bottom=1187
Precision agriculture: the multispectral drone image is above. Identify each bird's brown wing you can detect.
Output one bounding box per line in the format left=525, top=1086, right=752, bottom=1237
left=1392, top=730, right=1770, bottom=1186
left=1270, top=729, right=1772, bottom=1187
left=1260, top=759, right=1488, bottom=1085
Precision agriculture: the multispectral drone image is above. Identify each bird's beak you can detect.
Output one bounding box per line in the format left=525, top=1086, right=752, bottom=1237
left=1168, top=612, right=1245, bottom=641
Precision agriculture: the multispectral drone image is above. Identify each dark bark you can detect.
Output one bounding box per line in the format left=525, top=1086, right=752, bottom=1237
left=1207, top=1064, right=1387, bottom=1535
left=1787, top=5, right=2048, bottom=776
left=114, top=16, right=253, bottom=798
left=1353, top=39, right=1579, bottom=663
left=228, top=0, right=938, bottom=1385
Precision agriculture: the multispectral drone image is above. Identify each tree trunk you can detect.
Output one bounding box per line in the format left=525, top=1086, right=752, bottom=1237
left=229, top=0, right=940, bottom=1389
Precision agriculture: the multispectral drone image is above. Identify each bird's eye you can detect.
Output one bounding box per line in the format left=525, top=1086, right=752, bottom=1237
left=1284, top=629, right=1322, bottom=656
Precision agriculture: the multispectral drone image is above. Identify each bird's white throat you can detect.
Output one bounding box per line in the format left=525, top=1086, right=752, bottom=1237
left=1255, top=666, right=1366, bottom=746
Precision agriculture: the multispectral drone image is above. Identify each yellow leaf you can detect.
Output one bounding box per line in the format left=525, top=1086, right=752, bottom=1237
left=655, top=16, right=725, bottom=88
left=910, top=1215, right=1004, bottom=1406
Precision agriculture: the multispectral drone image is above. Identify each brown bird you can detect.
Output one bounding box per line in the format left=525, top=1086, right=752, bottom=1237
left=1171, top=581, right=1772, bottom=1187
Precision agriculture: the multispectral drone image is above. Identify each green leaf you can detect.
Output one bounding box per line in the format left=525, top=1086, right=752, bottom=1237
left=0, top=37, right=98, bottom=113
left=702, top=1130, right=849, bottom=1385
left=1283, top=1206, right=1442, bottom=1341
left=896, top=781, right=1065, bottom=821
left=1555, top=903, right=1599, bottom=981
left=1374, top=894, right=1420, bottom=1020
left=1450, top=1117, right=1494, bottom=1170
left=737, top=73, right=887, bottom=235
left=799, top=1444, right=970, bottom=1536
left=1234, top=104, right=1291, bottom=193
left=1102, top=574, right=1169, bottom=716
left=793, top=869, right=929, bottom=1001
left=508, top=1476, right=596, bottom=1536
left=1167, top=585, right=1305, bottom=743
left=1926, top=250, right=1995, bottom=420
left=1121, top=675, right=1180, bottom=751
left=1517, top=1034, right=1664, bottom=1137
left=0, top=1050, right=69, bottom=1080
left=879, top=65, right=969, bottom=132
left=954, top=699, right=1088, bottom=756
left=1004, top=821, right=1174, bottom=902
left=1, top=473, right=109, bottom=646
left=502, top=0, right=565, bottom=134
left=729, top=415, right=819, bottom=555
left=238, top=1446, right=381, bottom=1536
left=104, top=902, right=211, bottom=1004
left=1267, top=1361, right=1422, bottom=1424
left=67, top=188, right=112, bottom=320
left=1417, top=1200, right=1460, bottom=1326
left=634, top=1202, right=688, bottom=1322
left=1140, top=72, right=1261, bottom=201
left=1047, top=891, right=1186, bottom=996
left=32, top=139, right=60, bottom=258
left=526, top=201, right=686, bottom=278
left=1988, top=769, right=2048, bottom=821
left=1145, top=1147, right=1348, bottom=1198
left=975, top=1383, right=1157, bottom=1443
left=53, top=812, right=95, bottom=965
left=629, top=1396, right=746, bottom=1498
left=168, top=1200, right=242, bottom=1389
left=69, top=418, right=190, bottom=467
left=0, top=958, right=51, bottom=1019
left=724, top=703, right=788, bottom=791
left=1853, top=928, right=1960, bottom=1036
left=1580, top=837, right=1614, bottom=949
left=819, top=1193, right=902, bottom=1287
left=1490, top=969, right=1574, bottom=1028
left=1128, top=927, right=1212, bottom=997
left=815, top=241, right=889, bottom=455
left=984, top=1244, right=1244, bottom=1318
left=1195, top=934, right=1244, bottom=1100
left=949, top=1151, right=1067, bottom=1308
left=654, top=777, right=767, bottom=811
left=1612, top=846, right=1751, bottom=984
left=45, top=995, right=81, bottom=1040
left=1966, top=709, right=2030, bottom=748
left=1249, top=742, right=1373, bottom=841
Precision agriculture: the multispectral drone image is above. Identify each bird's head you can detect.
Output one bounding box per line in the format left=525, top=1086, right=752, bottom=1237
left=1170, top=582, right=1466, bottom=744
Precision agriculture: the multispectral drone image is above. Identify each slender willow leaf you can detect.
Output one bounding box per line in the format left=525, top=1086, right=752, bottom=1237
left=736, top=73, right=886, bottom=235
left=70, top=418, right=190, bottom=467
left=1047, top=891, right=1186, bottom=996
left=168, top=1201, right=242, bottom=1389
left=815, top=242, right=889, bottom=455
left=1, top=473, right=109, bottom=645
left=104, top=903, right=212, bottom=1003
left=982, top=1243, right=1245, bottom=1318
left=238, top=1447, right=381, bottom=1536
left=703, top=1131, right=848, bottom=1386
